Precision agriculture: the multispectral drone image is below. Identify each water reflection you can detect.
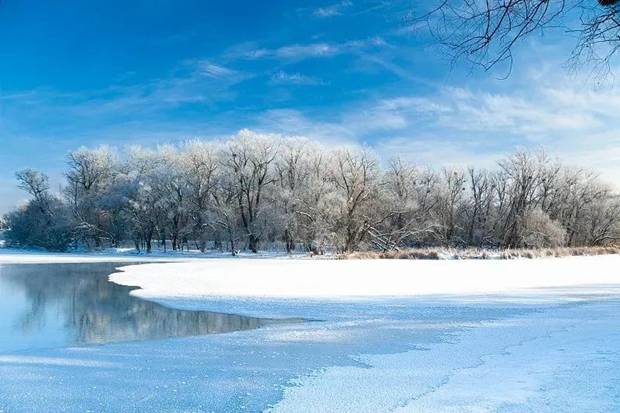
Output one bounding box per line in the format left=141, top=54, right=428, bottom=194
left=0, top=263, right=279, bottom=353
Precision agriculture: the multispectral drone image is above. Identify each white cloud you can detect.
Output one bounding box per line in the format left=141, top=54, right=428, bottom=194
left=250, top=78, right=620, bottom=187
left=374, top=137, right=503, bottom=169
left=313, top=1, right=352, bottom=17
left=270, top=71, right=324, bottom=85
left=1, top=59, right=248, bottom=121
left=254, top=109, right=357, bottom=145
left=242, top=38, right=386, bottom=61
left=428, top=88, right=602, bottom=136
left=197, top=61, right=238, bottom=78
left=348, top=81, right=620, bottom=143
left=248, top=43, right=338, bottom=60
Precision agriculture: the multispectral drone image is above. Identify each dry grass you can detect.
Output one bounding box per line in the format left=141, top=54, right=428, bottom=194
left=342, top=249, right=441, bottom=260
left=498, top=245, right=620, bottom=259
left=339, top=246, right=620, bottom=260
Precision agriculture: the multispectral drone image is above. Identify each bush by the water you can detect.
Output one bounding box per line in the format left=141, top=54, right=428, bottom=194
left=4, top=198, right=73, bottom=251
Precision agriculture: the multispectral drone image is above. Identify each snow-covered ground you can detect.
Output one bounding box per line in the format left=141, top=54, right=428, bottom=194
left=111, top=255, right=620, bottom=300
left=107, top=254, right=620, bottom=412
left=2, top=254, right=620, bottom=412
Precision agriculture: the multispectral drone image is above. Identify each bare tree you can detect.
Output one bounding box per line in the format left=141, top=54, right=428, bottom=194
left=585, top=194, right=620, bottom=244
left=7, top=170, right=73, bottom=251
left=16, top=169, right=50, bottom=206
left=65, top=146, right=116, bottom=247
left=210, top=167, right=241, bottom=255
left=436, top=168, right=467, bottom=245
left=329, top=149, right=379, bottom=252
left=5, top=138, right=619, bottom=254
left=373, top=160, right=441, bottom=250
left=180, top=141, right=218, bottom=252
left=420, top=0, right=620, bottom=75
left=497, top=151, right=546, bottom=248
left=465, top=168, right=494, bottom=246
left=295, top=145, right=333, bottom=255
left=225, top=131, right=279, bottom=253
left=275, top=139, right=313, bottom=253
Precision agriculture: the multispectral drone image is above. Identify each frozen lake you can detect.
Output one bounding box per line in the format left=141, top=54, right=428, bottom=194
left=0, top=263, right=289, bottom=354
left=1, top=261, right=620, bottom=412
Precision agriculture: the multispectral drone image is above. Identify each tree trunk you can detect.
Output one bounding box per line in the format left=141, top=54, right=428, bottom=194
left=284, top=229, right=295, bottom=253
left=145, top=231, right=153, bottom=254
left=248, top=234, right=259, bottom=253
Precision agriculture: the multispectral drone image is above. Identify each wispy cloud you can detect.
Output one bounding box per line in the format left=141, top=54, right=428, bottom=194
left=313, top=0, right=352, bottom=17
left=397, top=86, right=617, bottom=138
left=247, top=43, right=339, bottom=59
left=240, top=37, right=386, bottom=61
left=270, top=71, right=325, bottom=85
left=254, top=109, right=355, bottom=142
left=249, top=75, right=620, bottom=185
left=196, top=61, right=239, bottom=78
left=1, top=60, right=248, bottom=125
left=374, top=136, right=503, bottom=169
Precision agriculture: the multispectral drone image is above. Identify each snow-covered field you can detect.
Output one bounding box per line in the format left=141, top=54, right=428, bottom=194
left=111, top=255, right=620, bottom=300
left=2, top=254, right=620, bottom=412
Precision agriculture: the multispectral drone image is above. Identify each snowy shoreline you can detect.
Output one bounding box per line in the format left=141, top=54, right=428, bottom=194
left=2, top=249, right=619, bottom=299
left=0, top=248, right=296, bottom=264
left=0, top=250, right=178, bottom=264
left=109, top=255, right=620, bottom=300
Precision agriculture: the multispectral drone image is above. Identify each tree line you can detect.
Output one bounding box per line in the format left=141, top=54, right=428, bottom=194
left=2, top=130, right=619, bottom=253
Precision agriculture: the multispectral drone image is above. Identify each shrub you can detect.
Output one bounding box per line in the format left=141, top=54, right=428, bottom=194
left=3, top=198, right=73, bottom=251
left=522, top=209, right=566, bottom=248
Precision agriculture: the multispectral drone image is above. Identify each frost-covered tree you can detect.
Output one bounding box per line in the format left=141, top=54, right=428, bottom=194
left=435, top=168, right=467, bottom=246
left=123, top=147, right=166, bottom=253
left=225, top=131, right=279, bottom=253
left=294, top=144, right=333, bottom=254
left=180, top=141, right=218, bottom=252
left=464, top=168, right=495, bottom=246
left=5, top=135, right=619, bottom=253
left=65, top=146, right=117, bottom=248
left=4, top=170, right=73, bottom=251
left=521, top=208, right=567, bottom=248
left=328, top=149, right=380, bottom=252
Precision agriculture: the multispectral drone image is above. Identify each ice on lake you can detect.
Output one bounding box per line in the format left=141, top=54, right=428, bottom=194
left=1, top=262, right=619, bottom=412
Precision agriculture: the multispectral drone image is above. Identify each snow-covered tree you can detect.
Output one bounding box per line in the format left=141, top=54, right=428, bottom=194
left=5, top=135, right=619, bottom=253
left=224, top=130, right=279, bottom=253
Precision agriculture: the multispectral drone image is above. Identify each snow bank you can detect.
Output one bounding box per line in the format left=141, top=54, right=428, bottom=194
left=111, top=255, right=620, bottom=299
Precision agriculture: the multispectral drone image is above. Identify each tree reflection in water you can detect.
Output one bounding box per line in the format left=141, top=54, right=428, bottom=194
left=0, top=263, right=281, bottom=350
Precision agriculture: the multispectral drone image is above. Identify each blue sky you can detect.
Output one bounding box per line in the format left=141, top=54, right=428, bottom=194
left=1, top=0, right=620, bottom=213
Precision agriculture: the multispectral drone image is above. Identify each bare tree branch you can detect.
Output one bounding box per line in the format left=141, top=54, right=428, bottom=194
left=418, top=0, right=620, bottom=76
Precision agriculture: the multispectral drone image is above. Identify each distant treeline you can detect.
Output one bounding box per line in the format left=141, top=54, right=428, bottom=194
left=2, top=130, right=619, bottom=253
